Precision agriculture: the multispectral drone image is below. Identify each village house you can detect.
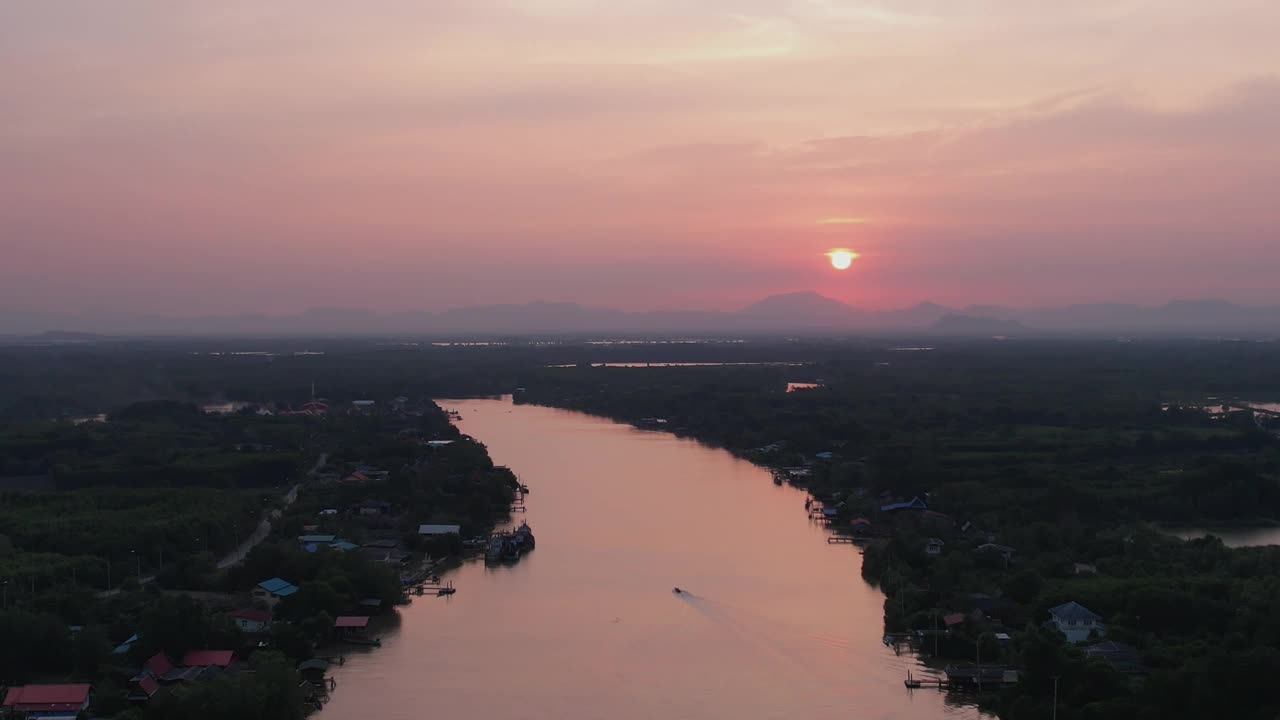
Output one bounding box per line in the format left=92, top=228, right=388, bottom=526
left=333, top=615, right=372, bottom=641
left=1083, top=641, right=1145, bottom=674
left=254, top=577, right=299, bottom=608
left=180, top=650, right=235, bottom=670
left=926, top=538, right=945, bottom=557
left=1048, top=601, right=1105, bottom=643
left=2, top=684, right=92, bottom=718
left=229, top=608, right=272, bottom=633
left=880, top=496, right=928, bottom=512
left=975, top=543, right=1016, bottom=562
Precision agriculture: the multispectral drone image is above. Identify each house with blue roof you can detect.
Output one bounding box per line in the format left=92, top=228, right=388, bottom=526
left=253, top=578, right=299, bottom=608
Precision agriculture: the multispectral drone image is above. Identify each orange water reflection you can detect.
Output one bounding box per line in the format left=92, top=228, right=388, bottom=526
left=323, top=397, right=983, bottom=719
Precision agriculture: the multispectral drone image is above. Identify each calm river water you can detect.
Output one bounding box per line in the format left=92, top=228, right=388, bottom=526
left=324, top=397, right=979, bottom=720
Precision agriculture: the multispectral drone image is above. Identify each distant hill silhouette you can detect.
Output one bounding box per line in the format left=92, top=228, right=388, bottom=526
left=930, top=313, right=1028, bottom=335
left=2, top=293, right=1278, bottom=338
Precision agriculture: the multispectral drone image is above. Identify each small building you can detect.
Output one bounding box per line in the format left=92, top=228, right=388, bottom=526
left=926, top=538, right=945, bottom=557
left=181, top=650, right=235, bottom=669
left=229, top=608, right=272, bottom=633
left=333, top=615, right=371, bottom=640
left=298, top=534, right=337, bottom=545
left=944, top=665, right=1018, bottom=687
left=254, top=577, right=299, bottom=607
left=2, top=684, right=92, bottom=718
left=359, top=598, right=384, bottom=612
left=880, top=496, right=928, bottom=512
left=297, top=657, right=331, bottom=684
left=1083, top=641, right=1145, bottom=674
left=112, top=632, right=139, bottom=656
left=1048, top=601, right=1105, bottom=643
left=127, top=674, right=159, bottom=703
left=943, top=612, right=967, bottom=629
left=849, top=517, right=871, bottom=533
left=1073, top=562, right=1098, bottom=575
left=975, top=543, right=1016, bottom=561
left=339, top=471, right=370, bottom=485
left=418, top=524, right=462, bottom=536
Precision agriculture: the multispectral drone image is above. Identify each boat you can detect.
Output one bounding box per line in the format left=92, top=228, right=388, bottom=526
left=905, top=670, right=922, bottom=689
left=513, top=520, right=535, bottom=550
left=673, top=587, right=684, bottom=595
left=485, top=534, right=506, bottom=563
left=345, top=636, right=381, bottom=647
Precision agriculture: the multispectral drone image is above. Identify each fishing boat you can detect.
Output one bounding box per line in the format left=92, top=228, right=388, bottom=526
left=485, top=534, right=506, bottom=563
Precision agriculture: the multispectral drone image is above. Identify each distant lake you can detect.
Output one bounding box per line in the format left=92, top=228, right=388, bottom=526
left=1169, top=527, right=1280, bottom=548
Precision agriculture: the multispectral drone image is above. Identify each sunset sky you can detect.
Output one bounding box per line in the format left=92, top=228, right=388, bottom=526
left=3, top=1, right=1278, bottom=316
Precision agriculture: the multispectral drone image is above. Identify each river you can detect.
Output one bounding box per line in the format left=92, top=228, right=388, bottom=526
left=323, top=396, right=980, bottom=720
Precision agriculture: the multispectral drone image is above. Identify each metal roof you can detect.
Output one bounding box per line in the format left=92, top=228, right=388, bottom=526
left=257, top=577, right=299, bottom=596
left=1049, top=601, right=1101, bottom=622
left=181, top=650, right=235, bottom=668
left=2, top=684, right=92, bottom=709
left=418, top=524, right=462, bottom=535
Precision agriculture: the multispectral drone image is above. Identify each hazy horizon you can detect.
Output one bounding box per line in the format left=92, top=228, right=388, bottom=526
left=4, top=2, right=1279, bottom=316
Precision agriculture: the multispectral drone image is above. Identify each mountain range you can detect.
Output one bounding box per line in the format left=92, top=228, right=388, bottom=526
left=2, top=292, right=1278, bottom=338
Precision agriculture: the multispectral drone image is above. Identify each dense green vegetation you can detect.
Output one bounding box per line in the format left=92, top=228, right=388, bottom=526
left=0, top=350, right=522, bottom=717
left=2, top=337, right=1279, bottom=718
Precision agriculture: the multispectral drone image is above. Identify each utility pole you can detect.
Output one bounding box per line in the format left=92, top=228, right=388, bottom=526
left=1052, top=675, right=1061, bottom=720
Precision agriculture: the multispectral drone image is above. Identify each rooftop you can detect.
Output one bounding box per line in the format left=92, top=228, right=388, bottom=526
left=334, top=616, right=370, bottom=628
left=1049, top=601, right=1102, bottom=622
left=3, top=684, right=92, bottom=711
left=182, top=650, right=235, bottom=668
left=257, top=577, right=299, bottom=596
left=418, top=523, right=462, bottom=535
left=230, top=608, right=272, bottom=623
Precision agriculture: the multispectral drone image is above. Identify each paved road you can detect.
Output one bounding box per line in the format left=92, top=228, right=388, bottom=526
left=97, top=453, right=324, bottom=596
left=216, top=481, right=300, bottom=569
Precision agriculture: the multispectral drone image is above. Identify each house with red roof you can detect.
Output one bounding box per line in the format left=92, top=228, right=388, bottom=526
left=127, top=674, right=160, bottom=703
left=229, top=607, right=272, bottom=633
left=2, top=683, right=91, bottom=717
left=181, top=649, right=235, bottom=668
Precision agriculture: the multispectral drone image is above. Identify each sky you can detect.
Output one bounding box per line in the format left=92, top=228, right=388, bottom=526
left=2, top=1, right=1279, bottom=316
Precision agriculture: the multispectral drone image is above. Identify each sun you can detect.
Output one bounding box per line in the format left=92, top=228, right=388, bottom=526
left=826, top=248, right=858, bottom=270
